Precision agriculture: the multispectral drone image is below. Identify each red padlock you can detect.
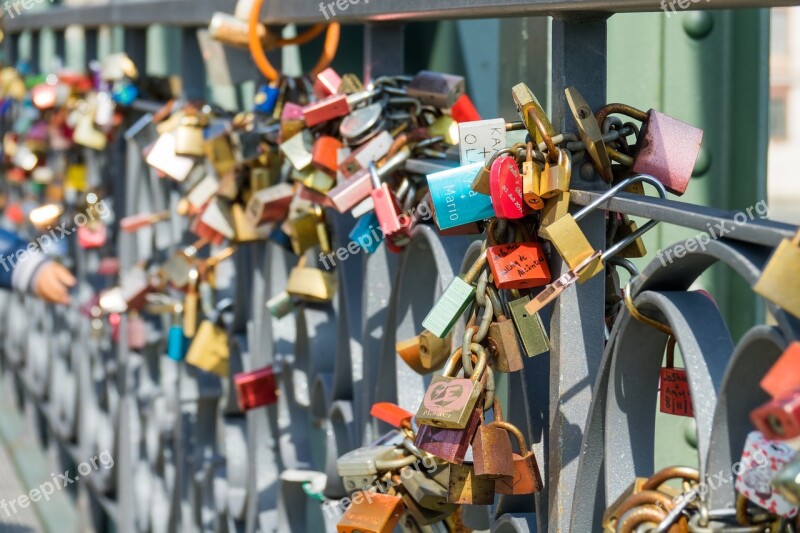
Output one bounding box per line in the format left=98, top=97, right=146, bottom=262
left=486, top=241, right=550, bottom=290
left=490, top=155, right=530, bottom=220
left=413, top=405, right=482, bottom=464
left=312, top=135, right=343, bottom=175
left=302, top=94, right=350, bottom=127
left=234, top=366, right=278, bottom=411
left=370, top=402, right=413, bottom=428
left=761, top=342, right=800, bottom=399
left=451, top=94, right=481, bottom=123
left=77, top=223, right=108, bottom=249
left=751, top=388, right=800, bottom=441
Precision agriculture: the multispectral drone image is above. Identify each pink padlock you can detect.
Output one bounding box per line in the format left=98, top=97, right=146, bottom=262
left=77, top=224, right=108, bottom=249
left=489, top=155, right=530, bottom=219
left=735, top=430, right=799, bottom=518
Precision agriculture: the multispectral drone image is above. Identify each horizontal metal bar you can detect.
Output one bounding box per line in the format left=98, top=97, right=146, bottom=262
left=6, top=0, right=800, bottom=32
left=5, top=0, right=236, bottom=31
left=570, top=190, right=796, bottom=248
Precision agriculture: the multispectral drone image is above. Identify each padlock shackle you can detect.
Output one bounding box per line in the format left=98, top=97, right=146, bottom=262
left=526, top=107, right=558, bottom=163
left=485, top=143, right=526, bottom=173
left=463, top=253, right=488, bottom=285
left=595, top=103, right=649, bottom=129
left=640, top=465, right=699, bottom=491
left=488, top=420, right=528, bottom=453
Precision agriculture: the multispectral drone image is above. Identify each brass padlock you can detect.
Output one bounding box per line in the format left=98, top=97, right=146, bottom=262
left=419, top=330, right=451, bottom=371
left=185, top=317, right=230, bottom=376
left=336, top=491, right=405, bottom=533
left=415, top=345, right=487, bottom=429
left=285, top=256, right=337, bottom=303
left=491, top=421, right=542, bottom=495
left=486, top=295, right=525, bottom=373
left=174, top=115, right=206, bottom=157
left=539, top=147, right=571, bottom=199
left=565, top=86, right=613, bottom=183
left=754, top=227, right=800, bottom=319
left=447, top=463, right=495, bottom=505
left=522, top=142, right=544, bottom=210
left=472, top=414, right=514, bottom=479
left=538, top=190, right=571, bottom=234
left=396, top=335, right=428, bottom=375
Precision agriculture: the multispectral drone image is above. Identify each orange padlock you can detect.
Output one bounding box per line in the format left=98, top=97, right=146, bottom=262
left=312, top=135, right=343, bottom=175
left=370, top=402, right=413, bottom=429
left=336, top=491, right=405, bottom=533
left=761, top=342, right=800, bottom=399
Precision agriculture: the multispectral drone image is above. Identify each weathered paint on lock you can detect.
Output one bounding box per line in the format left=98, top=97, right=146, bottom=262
left=490, top=155, right=530, bottom=219
left=427, top=162, right=495, bottom=230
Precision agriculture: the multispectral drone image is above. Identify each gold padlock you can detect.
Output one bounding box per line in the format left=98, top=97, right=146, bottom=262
left=285, top=257, right=337, bottom=303
left=539, top=147, right=571, bottom=199
left=185, top=319, right=230, bottom=376
left=754, top=228, right=800, bottom=319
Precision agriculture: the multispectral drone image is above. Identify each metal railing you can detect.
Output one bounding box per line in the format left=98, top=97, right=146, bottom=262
left=1, top=1, right=798, bottom=532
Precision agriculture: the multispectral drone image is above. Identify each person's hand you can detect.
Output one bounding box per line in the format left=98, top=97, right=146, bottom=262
left=33, top=262, right=77, bottom=305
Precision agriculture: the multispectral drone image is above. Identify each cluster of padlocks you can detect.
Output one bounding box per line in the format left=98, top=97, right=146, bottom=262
left=1, top=3, right=799, bottom=531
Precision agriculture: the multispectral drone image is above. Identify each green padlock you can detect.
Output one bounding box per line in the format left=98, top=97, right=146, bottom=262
left=422, top=254, right=486, bottom=339
left=508, top=296, right=550, bottom=357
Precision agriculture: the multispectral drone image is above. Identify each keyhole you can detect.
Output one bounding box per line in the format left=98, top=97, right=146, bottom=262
left=578, top=108, right=591, bottom=120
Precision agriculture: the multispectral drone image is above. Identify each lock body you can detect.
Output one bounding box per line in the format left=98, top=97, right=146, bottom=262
left=399, top=466, right=454, bottom=512
left=750, top=389, right=800, bottom=441
left=337, top=445, right=399, bottom=492
left=427, top=163, right=495, bottom=231
left=286, top=265, right=337, bottom=303
left=406, top=71, right=465, bottom=108
left=414, top=406, right=481, bottom=464
left=447, top=463, right=495, bottom=505
left=312, top=135, right=343, bottom=174
left=458, top=118, right=506, bottom=166
left=336, top=491, right=404, bottom=533
left=472, top=425, right=514, bottom=478
left=495, top=451, right=543, bottom=495
left=486, top=318, right=524, bottom=373
left=508, top=297, right=551, bottom=357
left=486, top=242, right=550, bottom=290
left=303, top=94, right=350, bottom=127
left=416, top=375, right=483, bottom=429
left=754, top=231, right=800, bottom=320
left=185, top=321, right=230, bottom=376
left=421, top=276, right=475, bottom=339
left=167, top=325, right=190, bottom=361
left=233, top=367, right=278, bottom=411
left=734, top=430, right=800, bottom=517
left=489, top=155, right=529, bottom=219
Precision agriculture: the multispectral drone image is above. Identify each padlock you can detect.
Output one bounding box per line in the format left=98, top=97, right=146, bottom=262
left=314, top=67, right=342, bottom=99
left=245, top=183, right=295, bottom=226
left=121, top=211, right=171, bottom=233
left=279, top=130, right=313, bottom=171
left=507, top=297, right=550, bottom=357
left=266, top=291, right=294, bottom=319
left=472, top=418, right=514, bottom=478
left=184, top=174, right=220, bottom=213
left=338, top=73, right=365, bottom=95
left=611, top=213, right=647, bottom=258
left=754, top=228, right=800, bottom=320
left=539, top=147, right=571, bottom=199
left=511, top=82, right=555, bottom=147
left=734, top=430, right=799, bottom=517
left=254, top=83, right=280, bottom=114
left=349, top=213, right=385, bottom=255
left=415, top=345, right=487, bottom=429
left=541, top=175, right=666, bottom=284
left=328, top=168, right=374, bottom=214
left=312, top=135, right=343, bottom=175
left=234, top=366, right=278, bottom=411
left=286, top=209, right=321, bottom=256
left=339, top=102, right=384, bottom=143
left=338, top=444, right=403, bottom=492
left=565, top=86, right=613, bottom=182
left=489, top=154, right=531, bottom=219
left=369, top=163, right=409, bottom=239
left=93, top=91, right=117, bottom=131
left=419, top=330, right=452, bottom=371
left=773, top=458, right=800, bottom=506
left=303, top=88, right=378, bottom=127
left=451, top=93, right=482, bottom=123
left=73, top=113, right=108, bottom=151
left=427, top=162, right=495, bottom=231
left=196, top=198, right=235, bottom=242
left=539, top=191, right=571, bottom=235
left=336, top=491, right=404, bottom=533
left=490, top=421, right=542, bottom=495
left=399, top=493, right=453, bottom=528
left=521, top=142, right=545, bottom=210
left=596, top=103, right=703, bottom=195
left=397, top=335, right=429, bottom=375
left=285, top=257, right=337, bottom=303
left=174, top=115, right=206, bottom=157
left=77, top=223, right=108, bottom=249
left=185, top=318, right=230, bottom=376
left=293, top=166, right=335, bottom=194
left=370, top=403, right=413, bottom=429
left=399, top=466, right=455, bottom=513
left=167, top=325, right=190, bottom=361
left=428, top=116, right=459, bottom=146
left=760, top=342, right=800, bottom=399
left=486, top=307, right=525, bottom=373
left=660, top=337, right=694, bottom=417
left=183, top=270, right=200, bottom=338
left=422, top=254, right=486, bottom=339
left=406, top=71, right=465, bottom=109
left=447, top=463, right=495, bottom=505
left=414, top=405, right=482, bottom=465
left=458, top=117, right=507, bottom=167
left=338, top=131, right=394, bottom=178
left=750, top=388, right=800, bottom=441
left=486, top=221, right=551, bottom=290
left=146, top=132, right=196, bottom=182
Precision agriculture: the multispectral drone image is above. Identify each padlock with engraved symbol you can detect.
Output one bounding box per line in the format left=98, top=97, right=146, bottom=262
left=541, top=175, right=667, bottom=285
left=185, top=300, right=232, bottom=376
left=596, top=103, right=703, bottom=195
left=336, top=490, right=405, bottom=533
left=754, top=227, right=800, bottom=320
left=415, top=344, right=487, bottom=429
left=422, top=254, right=486, bottom=339
left=285, top=256, right=337, bottom=303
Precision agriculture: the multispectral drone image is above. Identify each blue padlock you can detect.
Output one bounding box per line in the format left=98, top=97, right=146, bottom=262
left=254, top=84, right=280, bottom=114
left=112, top=81, right=139, bottom=106
left=268, top=225, right=295, bottom=253
left=349, top=212, right=385, bottom=254
left=167, top=325, right=190, bottom=361
left=426, top=162, right=495, bottom=230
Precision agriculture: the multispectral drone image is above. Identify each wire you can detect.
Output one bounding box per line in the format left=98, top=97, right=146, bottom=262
left=248, top=0, right=341, bottom=82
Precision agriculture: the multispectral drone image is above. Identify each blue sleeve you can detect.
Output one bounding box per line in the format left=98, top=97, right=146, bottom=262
left=0, top=228, right=29, bottom=289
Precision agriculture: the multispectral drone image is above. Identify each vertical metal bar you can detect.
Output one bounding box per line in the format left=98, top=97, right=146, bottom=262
left=85, top=29, right=99, bottom=65
left=363, top=22, right=405, bottom=82
left=181, top=27, right=207, bottom=101
left=29, top=31, right=41, bottom=73
left=54, top=29, right=66, bottom=64
left=124, top=28, right=147, bottom=73
left=7, top=33, right=20, bottom=66
left=547, top=15, right=609, bottom=533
